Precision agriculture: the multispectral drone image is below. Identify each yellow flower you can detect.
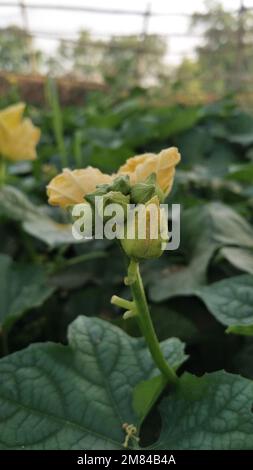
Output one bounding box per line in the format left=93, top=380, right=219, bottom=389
left=0, top=103, right=40, bottom=161
left=118, top=147, right=181, bottom=196
left=47, top=147, right=181, bottom=209
left=47, top=167, right=113, bottom=208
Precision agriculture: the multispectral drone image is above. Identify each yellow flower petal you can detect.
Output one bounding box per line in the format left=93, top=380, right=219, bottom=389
left=47, top=167, right=113, bottom=208
left=0, top=103, right=25, bottom=126
left=118, top=147, right=181, bottom=195
left=0, top=102, right=40, bottom=161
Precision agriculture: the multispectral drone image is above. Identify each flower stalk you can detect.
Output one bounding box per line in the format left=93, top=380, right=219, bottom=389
left=113, top=260, right=179, bottom=386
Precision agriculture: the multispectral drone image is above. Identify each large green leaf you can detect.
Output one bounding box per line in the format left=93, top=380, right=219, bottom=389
left=196, top=275, right=253, bottom=335
left=0, top=185, right=79, bottom=247
left=150, top=307, right=198, bottom=343
left=180, top=203, right=253, bottom=254
left=133, top=374, right=167, bottom=424
left=226, top=111, right=253, bottom=146
left=153, top=371, right=253, bottom=450
left=229, top=133, right=253, bottom=146
left=219, top=247, right=253, bottom=275
left=205, top=143, right=238, bottom=177
left=158, top=106, right=201, bottom=138
left=227, top=163, right=253, bottom=182
left=0, top=316, right=186, bottom=450
left=149, top=203, right=253, bottom=302
left=149, top=258, right=208, bottom=302
left=173, top=127, right=212, bottom=166
left=0, top=254, right=55, bottom=330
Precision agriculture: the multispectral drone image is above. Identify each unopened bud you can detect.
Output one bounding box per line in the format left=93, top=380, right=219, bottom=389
left=120, top=196, right=168, bottom=260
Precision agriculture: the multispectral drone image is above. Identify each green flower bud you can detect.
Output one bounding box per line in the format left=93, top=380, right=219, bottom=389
left=86, top=189, right=129, bottom=224
left=94, top=175, right=131, bottom=197
left=97, top=191, right=130, bottom=221
left=120, top=196, right=169, bottom=260
left=85, top=186, right=108, bottom=206
left=85, top=175, right=131, bottom=211
left=109, top=175, right=131, bottom=195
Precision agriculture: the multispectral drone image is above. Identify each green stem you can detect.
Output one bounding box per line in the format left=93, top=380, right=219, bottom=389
left=46, top=78, right=68, bottom=168
left=129, top=261, right=178, bottom=386
left=73, top=130, right=83, bottom=168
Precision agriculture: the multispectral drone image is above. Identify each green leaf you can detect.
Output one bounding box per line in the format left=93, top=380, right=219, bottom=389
left=205, top=143, right=238, bottom=177
left=219, top=247, right=253, bottom=275
left=0, top=254, right=55, bottom=330
left=0, top=316, right=186, bottom=450
left=229, top=133, right=253, bottom=146
left=226, top=112, right=253, bottom=146
left=185, top=203, right=253, bottom=249
left=133, top=374, right=166, bottom=424
left=153, top=371, right=253, bottom=450
left=149, top=260, right=208, bottom=302
left=150, top=307, right=199, bottom=343
left=227, top=163, right=253, bottom=182
left=226, top=325, right=253, bottom=336
left=158, top=106, right=201, bottom=138
left=149, top=203, right=253, bottom=302
left=133, top=334, right=188, bottom=423
left=23, top=217, right=79, bottom=248
left=90, top=145, right=131, bottom=173
left=196, top=275, right=253, bottom=332
left=173, top=127, right=212, bottom=166
left=0, top=185, right=80, bottom=247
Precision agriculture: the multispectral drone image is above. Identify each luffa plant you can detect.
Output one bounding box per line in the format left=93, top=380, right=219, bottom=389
left=0, top=145, right=253, bottom=450
left=48, top=147, right=181, bottom=388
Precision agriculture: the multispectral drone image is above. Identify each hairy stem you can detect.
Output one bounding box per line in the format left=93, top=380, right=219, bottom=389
left=129, top=261, right=178, bottom=385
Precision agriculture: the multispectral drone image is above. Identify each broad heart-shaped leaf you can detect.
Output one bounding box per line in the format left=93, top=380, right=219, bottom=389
left=149, top=203, right=253, bottom=302
left=0, top=254, right=55, bottom=330
left=152, top=371, right=253, bottom=450
left=196, top=275, right=253, bottom=336
left=219, top=247, right=253, bottom=275
left=133, top=374, right=167, bottom=424
left=157, top=106, right=201, bottom=138
left=0, top=316, right=186, bottom=450
left=0, top=185, right=80, bottom=247
left=228, top=133, right=253, bottom=146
